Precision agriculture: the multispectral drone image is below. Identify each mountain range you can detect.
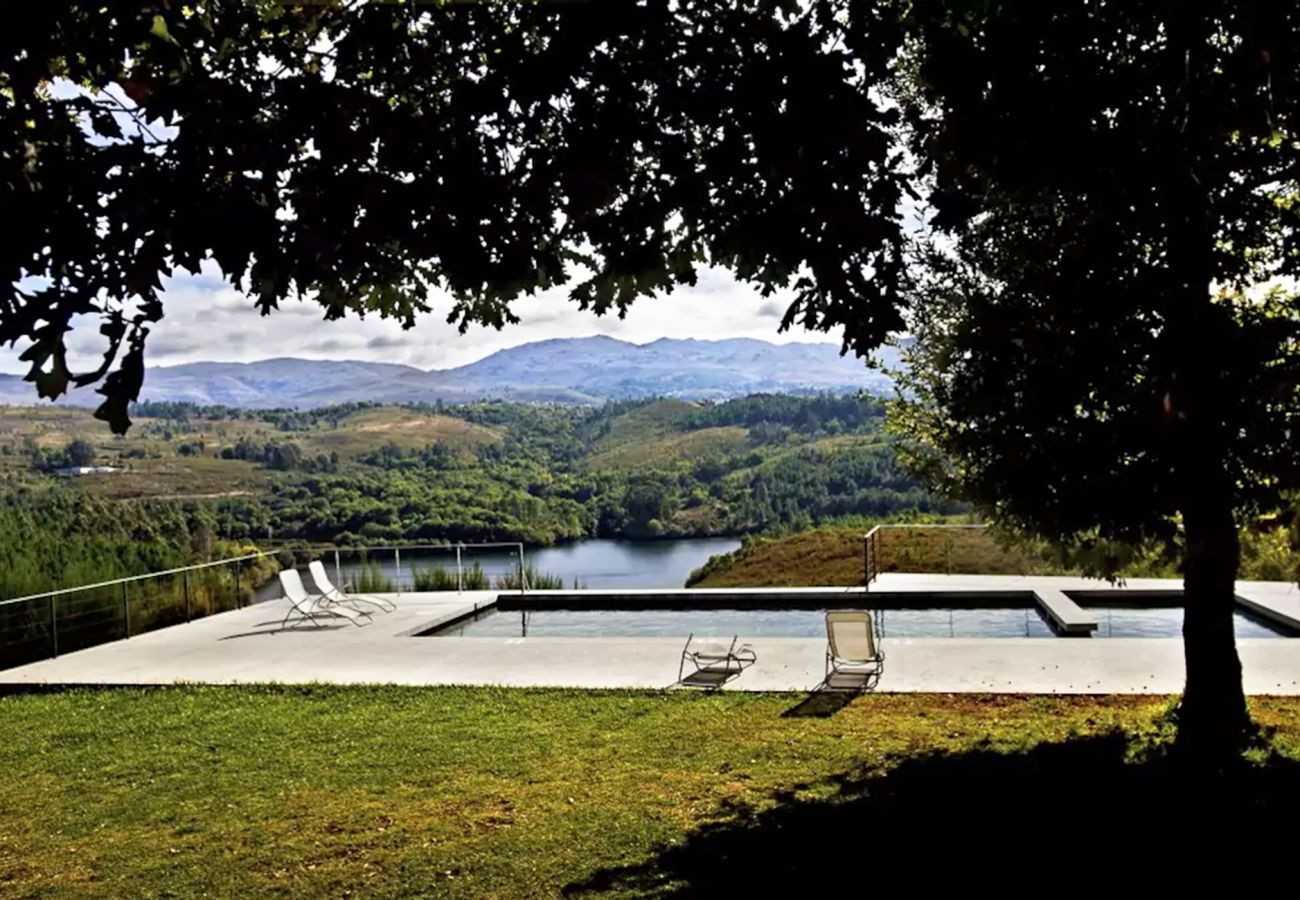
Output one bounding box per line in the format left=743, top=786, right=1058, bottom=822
left=0, top=336, right=898, bottom=409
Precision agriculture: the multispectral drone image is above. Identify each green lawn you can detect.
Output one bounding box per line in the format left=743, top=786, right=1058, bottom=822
left=1, top=687, right=1298, bottom=897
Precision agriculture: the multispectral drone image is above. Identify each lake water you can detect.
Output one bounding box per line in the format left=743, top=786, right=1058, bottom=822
left=260, top=537, right=740, bottom=600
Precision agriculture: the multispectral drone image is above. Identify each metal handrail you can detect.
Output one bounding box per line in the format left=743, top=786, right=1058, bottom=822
left=0, top=552, right=275, bottom=607
left=863, top=523, right=991, bottom=588
left=0, top=541, right=532, bottom=608
left=268, top=540, right=531, bottom=552
left=326, top=541, right=530, bottom=596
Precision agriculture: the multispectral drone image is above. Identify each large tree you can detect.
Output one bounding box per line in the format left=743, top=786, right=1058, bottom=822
left=893, top=1, right=1300, bottom=747
left=3, top=2, right=1298, bottom=745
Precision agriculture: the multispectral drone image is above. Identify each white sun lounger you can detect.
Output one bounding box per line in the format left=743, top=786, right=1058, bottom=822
left=279, top=569, right=370, bottom=628
left=308, top=560, right=396, bottom=613
left=825, top=610, right=884, bottom=678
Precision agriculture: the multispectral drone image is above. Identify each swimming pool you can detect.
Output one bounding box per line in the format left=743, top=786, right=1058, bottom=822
left=1086, top=608, right=1290, bottom=639
left=427, top=607, right=1058, bottom=638
left=423, top=603, right=1297, bottom=639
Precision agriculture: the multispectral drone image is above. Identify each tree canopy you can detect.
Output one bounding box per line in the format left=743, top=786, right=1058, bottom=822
left=896, top=0, right=1300, bottom=551
left=3, top=0, right=906, bottom=432
left=893, top=1, right=1300, bottom=744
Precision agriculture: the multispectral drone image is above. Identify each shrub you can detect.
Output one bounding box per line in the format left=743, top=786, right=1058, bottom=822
left=411, top=565, right=459, bottom=591
left=495, top=563, right=564, bottom=591
left=354, top=560, right=394, bottom=593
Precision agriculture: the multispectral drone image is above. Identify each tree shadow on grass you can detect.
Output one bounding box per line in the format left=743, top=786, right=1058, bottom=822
left=564, top=732, right=1300, bottom=899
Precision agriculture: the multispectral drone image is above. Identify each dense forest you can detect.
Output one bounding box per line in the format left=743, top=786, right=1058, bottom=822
left=0, top=489, right=249, bottom=600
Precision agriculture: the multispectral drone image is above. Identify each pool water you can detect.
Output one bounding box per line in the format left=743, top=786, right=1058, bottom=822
left=429, top=607, right=1058, bottom=638
left=425, top=604, right=1297, bottom=638
left=1086, top=608, right=1289, bottom=639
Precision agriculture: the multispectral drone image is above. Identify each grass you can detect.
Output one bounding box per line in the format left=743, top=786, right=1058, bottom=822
left=78, top=456, right=269, bottom=500
left=690, top=523, right=1300, bottom=587
left=302, top=409, right=502, bottom=459
left=587, top=426, right=750, bottom=472
left=0, top=687, right=1296, bottom=897
left=688, top=525, right=1081, bottom=587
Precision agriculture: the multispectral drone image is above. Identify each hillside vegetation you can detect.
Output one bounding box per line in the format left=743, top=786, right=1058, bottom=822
left=688, top=524, right=1300, bottom=587
left=0, top=394, right=957, bottom=548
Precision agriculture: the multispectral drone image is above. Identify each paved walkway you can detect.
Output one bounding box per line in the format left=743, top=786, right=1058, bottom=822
left=1, top=575, right=1297, bottom=693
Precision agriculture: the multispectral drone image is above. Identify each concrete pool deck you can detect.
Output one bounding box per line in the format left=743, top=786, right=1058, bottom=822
left=2, top=573, right=1298, bottom=694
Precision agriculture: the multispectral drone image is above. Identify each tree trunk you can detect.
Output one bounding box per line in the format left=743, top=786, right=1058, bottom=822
left=1178, top=478, right=1249, bottom=753
left=1160, top=10, right=1251, bottom=756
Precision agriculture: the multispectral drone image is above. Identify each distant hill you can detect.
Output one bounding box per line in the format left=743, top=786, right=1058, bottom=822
left=0, top=336, right=897, bottom=409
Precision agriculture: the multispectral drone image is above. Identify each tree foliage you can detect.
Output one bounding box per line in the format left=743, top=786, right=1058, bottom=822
left=891, top=1, right=1300, bottom=744
left=3, top=1, right=907, bottom=432
left=894, top=0, right=1300, bottom=553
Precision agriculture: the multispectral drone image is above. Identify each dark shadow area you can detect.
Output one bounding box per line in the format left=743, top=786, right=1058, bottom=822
left=564, top=733, right=1300, bottom=899
left=217, top=621, right=350, bottom=640
left=675, top=667, right=745, bottom=691
left=781, top=672, right=880, bottom=718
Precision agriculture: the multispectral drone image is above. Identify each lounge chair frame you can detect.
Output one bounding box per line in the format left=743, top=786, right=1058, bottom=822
left=678, top=633, right=757, bottom=685
left=824, top=609, right=885, bottom=680
left=308, top=560, right=396, bottom=613
left=279, top=569, right=371, bottom=629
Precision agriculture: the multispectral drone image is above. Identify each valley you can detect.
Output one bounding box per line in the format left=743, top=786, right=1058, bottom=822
left=0, top=393, right=954, bottom=597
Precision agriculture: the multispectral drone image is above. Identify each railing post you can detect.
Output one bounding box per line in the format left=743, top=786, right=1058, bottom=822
left=456, top=543, right=463, bottom=593
left=122, top=581, right=130, bottom=638
left=395, top=547, right=402, bottom=597
left=517, top=544, right=525, bottom=596
left=235, top=559, right=242, bottom=609
left=184, top=571, right=191, bottom=622
left=334, top=549, right=343, bottom=595
left=49, top=594, right=58, bottom=658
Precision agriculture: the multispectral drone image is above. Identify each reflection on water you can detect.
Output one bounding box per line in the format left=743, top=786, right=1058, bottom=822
left=432, top=607, right=1057, bottom=638
left=429, top=605, right=1295, bottom=639
left=1086, top=608, right=1289, bottom=638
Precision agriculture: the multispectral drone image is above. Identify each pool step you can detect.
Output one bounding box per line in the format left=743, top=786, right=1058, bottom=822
left=1033, top=589, right=1098, bottom=636
left=1234, top=589, right=1300, bottom=633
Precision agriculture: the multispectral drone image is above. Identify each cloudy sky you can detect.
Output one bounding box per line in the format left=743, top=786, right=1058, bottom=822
left=0, top=263, right=834, bottom=377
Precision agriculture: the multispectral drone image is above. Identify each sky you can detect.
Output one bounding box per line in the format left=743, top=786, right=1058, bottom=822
left=0, top=264, right=832, bottom=377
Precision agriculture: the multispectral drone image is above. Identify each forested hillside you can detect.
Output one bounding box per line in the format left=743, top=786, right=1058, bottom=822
left=0, top=394, right=955, bottom=552
left=0, top=490, right=253, bottom=600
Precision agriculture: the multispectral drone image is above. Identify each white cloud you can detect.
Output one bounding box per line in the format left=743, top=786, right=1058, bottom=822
left=2, top=262, right=838, bottom=376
